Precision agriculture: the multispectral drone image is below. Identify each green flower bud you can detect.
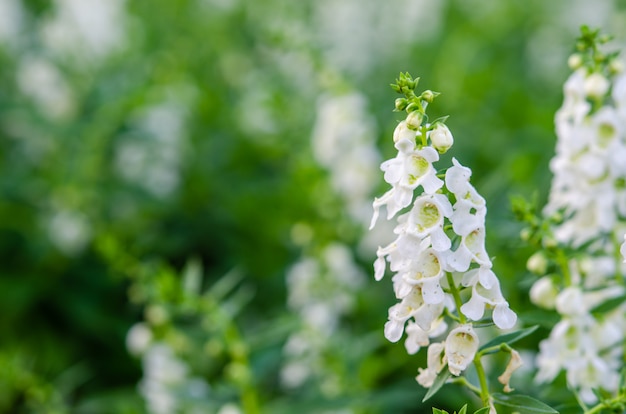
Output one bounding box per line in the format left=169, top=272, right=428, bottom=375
left=405, top=102, right=419, bottom=112
left=395, top=98, right=408, bottom=111
left=421, top=90, right=437, bottom=103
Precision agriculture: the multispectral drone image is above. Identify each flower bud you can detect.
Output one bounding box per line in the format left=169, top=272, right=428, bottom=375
left=395, top=98, right=408, bottom=111
left=584, top=72, right=610, bottom=99
left=529, top=276, right=558, bottom=309
left=393, top=120, right=415, bottom=144
left=555, top=286, right=585, bottom=316
left=422, top=90, right=436, bottom=103
left=445, top=324, right=479, bottom=376
left=567, top=53, right=583, bottom=70
left=526, top=251, right=548, bottom=275
left=406, top=110, right=423, bottom=130
left=610, top=59, right=625, bottom=75
left=429, top=123, right=454, bottom=153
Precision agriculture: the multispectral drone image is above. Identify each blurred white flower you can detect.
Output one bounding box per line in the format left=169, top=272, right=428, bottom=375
left=17, top=56, right=74, bottom=120
left=529, top=276, right=558, bottom=309
left=116, top=98, right=190, bottom=198
left=46, top=208, right=91, bottom=256
left=584, top=72, right=610, bottom=99
left=41, top=0, right=128, bottom=62
left=311, top=92, right=380, bottom=225
left=281, top=243, right=364, bottom=390
left=126, top=323, right=153, bottom=356
left=0, top=0, right=24, bottom=48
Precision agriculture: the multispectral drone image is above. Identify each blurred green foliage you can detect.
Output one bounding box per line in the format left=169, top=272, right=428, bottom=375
left=1, top=0, right=626, bottom=412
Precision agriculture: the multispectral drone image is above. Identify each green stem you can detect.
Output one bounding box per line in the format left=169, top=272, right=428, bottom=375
left=555, top=249, right=572, bottom=286
left=584, top=394, right=626, bottom=414
left=446, top=272, right=467, bottom=324
left=451, top=376, right=482, bottom=397
left=473, top=355, right=491, bottom=407
left=420, top=124, right=428, bottom=147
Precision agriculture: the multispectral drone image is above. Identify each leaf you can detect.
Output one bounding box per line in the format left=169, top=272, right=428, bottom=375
left=492, top=393, right=559, bottom=413
left=458, top=404, right=468, bottom=414
left=479, top=325, right=539, bottom=352
left=473, top=408, right=490, bottom=414
left=422, top=369, right=451, bottom=402
left=432, top=409, right=447, bottom=414
left=590, top=294, right=626, bottom=315
left=182, top=257, right=203, bottom=295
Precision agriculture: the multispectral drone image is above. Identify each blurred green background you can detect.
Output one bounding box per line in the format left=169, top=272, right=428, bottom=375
left=1, top=0, right=625, bottom=413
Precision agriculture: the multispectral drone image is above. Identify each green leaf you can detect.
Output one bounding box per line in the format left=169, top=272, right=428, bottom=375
left=473, top=408, right=491, bottom=414
left=182, top=257, right=203, bottom=296
left=432, top=409, right=447, bottom=414
left=590, top=294, right=626, bottom=315
left=458, top=404, right=468, bottom=414
left=479, top=325, right=539, bottom=352
left=422, top=369, right=451, bottom=402
left=492, top=393, right=559, bottom=413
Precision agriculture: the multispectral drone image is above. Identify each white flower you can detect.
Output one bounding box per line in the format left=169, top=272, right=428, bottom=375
left=126, top=323, right=153, bottom=356
left=529, top=276, right=558, bottom=309
left=404, top=317, right=447, bottom=355
left=555, top=286, right=586, bottom=316
left=384, top=286, right=445, bottom=342
left=460, top=276, right=517, bottom=329
left=393, top=120, right=416, bottom=144
left=402, top=248, right=446, bottom=304
left=429, top=123, right=454, bottom=153
left=526, top=251, right=548, bottom=275
left=445, top=158, right=487, bottom=237
left=371, top=146, right=443, bottom=228
left=416, top=342, right=446, bottom=387
left=445, top=324, right=479, bottom=376
left=584, top=72, right=610, bottom=99
left=448, top=227, right=491, bottom=272
left=405, top=194, right=453, bottom=251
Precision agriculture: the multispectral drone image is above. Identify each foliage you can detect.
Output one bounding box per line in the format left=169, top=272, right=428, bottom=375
left=2, top=0, right=626, bottom=413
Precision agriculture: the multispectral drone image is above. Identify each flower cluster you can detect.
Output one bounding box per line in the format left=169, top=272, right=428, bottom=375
left=370, top=73, right=517, bottom=388
left=528, top=27, right=626, bottom=403
left=281, top=243, right=364, bottom=391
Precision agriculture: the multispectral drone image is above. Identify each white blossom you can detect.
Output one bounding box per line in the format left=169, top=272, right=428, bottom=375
left=416, top=342, right=445, bottom=387
left=370, top=83, right=517, bottom=389
left=429, top=123, right=454, bottom=154
left=445, top=325, right=479, bottom=376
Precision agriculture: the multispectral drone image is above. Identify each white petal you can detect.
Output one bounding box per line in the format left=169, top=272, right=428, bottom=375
left=421, top=278, right=445, bottom=305
left=478, top=267, right=497, bottom=289
left=421, top=173, right=444, bottom=194
left=460, top=293, right=485, bottom=321
left=448, top=245, right=472, bottom=272
left=384, top=319, right=405, bottom=343
left=374, top=256, right=386, bottom=281
left=493, top=303, right=517, bottom=329
left=430, top=227, right=451, bottom=252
